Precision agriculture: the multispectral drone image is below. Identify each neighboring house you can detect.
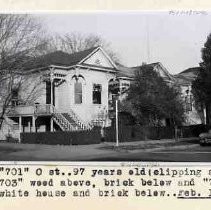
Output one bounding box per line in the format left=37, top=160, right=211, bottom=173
left=114, top=62, right=176, bottom=98
left=111, top=62, right=203, bottom=126
left=174, top=67, right=204, bottom=125
left=110, top=62, right=178, bottom=126
left=2, top=46, right=119, bottom=140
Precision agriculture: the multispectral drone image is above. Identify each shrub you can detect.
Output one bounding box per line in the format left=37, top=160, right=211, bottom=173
left=20, top=128, right=101, bottom=145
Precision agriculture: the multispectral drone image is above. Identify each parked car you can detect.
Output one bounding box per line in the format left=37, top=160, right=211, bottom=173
left=199, top=130, right=211, bottom=146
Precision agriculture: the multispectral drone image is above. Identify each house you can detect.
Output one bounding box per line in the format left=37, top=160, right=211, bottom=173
left=111, top=62, right=204, bottom=126
left=1, top=46, right=119, bottom=140
left=0, top=46, right=204, bottom=141
left=174, top=67, right=204, bottom=125
left=114, top=62, right=178, bottom=126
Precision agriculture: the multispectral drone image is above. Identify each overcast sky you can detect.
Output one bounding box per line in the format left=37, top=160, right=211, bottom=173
left=37, top=11, right=211, bottom=74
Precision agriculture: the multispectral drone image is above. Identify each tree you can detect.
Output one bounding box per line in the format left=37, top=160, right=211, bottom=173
left=192, top=33, right=211, bottom=125
left=48, top=32, right=119, bottom=62
left=0, top=14, right=48, bottom=129
left=122, top=65, right=185, bottom=127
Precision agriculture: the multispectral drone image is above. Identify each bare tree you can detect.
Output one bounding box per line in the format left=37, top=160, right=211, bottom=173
left=0, top=14, right=48, bottom=129
left=48, top=32, right=119, bottom=62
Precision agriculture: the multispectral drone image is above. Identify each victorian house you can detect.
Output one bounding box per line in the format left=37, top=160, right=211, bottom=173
left=1, top=47, right=119, bottom=140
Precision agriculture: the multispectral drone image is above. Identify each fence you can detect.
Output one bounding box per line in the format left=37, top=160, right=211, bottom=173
left=104, top=124, right=210, bottom=142
left=104, top=125, right=174, bottom=142
left=20, top=127, right=101, bottom=145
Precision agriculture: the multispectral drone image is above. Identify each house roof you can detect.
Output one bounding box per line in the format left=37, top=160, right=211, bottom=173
left=27, top=46, right=100, bottom=69
left=174, top=74, right=193, bottom=85
left=174, top=66, right=201, bottom=85
left=179, top=67, right=200, bottom=75
left=116, top=62, right=174, bottom=81
left=116, top=63, right=137, bottom=78
left=174, top=67, right=200, bottom=85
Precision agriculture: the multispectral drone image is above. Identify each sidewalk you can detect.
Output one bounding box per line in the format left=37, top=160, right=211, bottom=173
left=0, top=137, right=199, bottom=161
left=99, top=137, right=199, bottom=154
left=103, top=137, right=199, bottom=146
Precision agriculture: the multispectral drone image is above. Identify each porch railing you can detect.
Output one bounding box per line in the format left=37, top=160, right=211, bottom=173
left=34, top=104, right=54, bottom=115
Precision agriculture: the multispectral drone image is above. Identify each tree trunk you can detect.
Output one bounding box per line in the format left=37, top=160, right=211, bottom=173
left=0, top=117, right=4, bottom=130
left=205, top=103, right=210, bottom=126
left=174, top=125, right=178, bottom=141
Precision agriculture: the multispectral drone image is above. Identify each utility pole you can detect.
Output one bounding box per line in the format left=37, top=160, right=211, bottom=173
left=50, top=67, right=54, bottom=132
left=115, top=97, right=119, bottom=147
left=146, top=16, right=150, bottom=63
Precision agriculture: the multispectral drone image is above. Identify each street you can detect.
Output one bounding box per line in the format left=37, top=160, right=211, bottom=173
left=0, top=139, right=211, bottom=161
left=91, top=144, right=211, bottom=162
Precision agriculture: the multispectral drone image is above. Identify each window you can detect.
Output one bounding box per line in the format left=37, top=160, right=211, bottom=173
left=11, top=89, right=19, bottom=106
left=185, top=95, right=193, bottom=112
left=75, top=81, right=82, bottom=104
left=46, top=81, right=55, bottom=105
left=93, top=84, right=102, bottom=104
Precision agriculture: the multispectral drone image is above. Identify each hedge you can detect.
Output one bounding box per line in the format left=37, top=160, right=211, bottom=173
left=20, top=127, right=101, bottom=145
left=180, top=124, right=210, bottom=138
left=104, top=124, right=209, bottom=142
left=104, top=126, right=175, bottom=142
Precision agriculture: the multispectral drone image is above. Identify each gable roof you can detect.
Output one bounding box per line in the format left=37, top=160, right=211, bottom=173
left=178, top=67, right=201, bottom=80
left=174, top=74, right=193, bottom=85
left=117, top=62, right=174, bottom=81
left=69, top=46, right=99, bottom=65
left=116, top=63, right=137, bottom=78
left=174, top=66, right=201, bottom=85
left=179, top=67, right=200, bottom=75
left=27, top=46, right=100, bottom=69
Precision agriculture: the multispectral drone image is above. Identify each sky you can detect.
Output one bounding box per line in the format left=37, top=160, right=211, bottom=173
left=36, top=11, right=211, bottom=74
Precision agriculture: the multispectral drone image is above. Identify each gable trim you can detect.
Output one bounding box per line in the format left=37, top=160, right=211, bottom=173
left=156, top=62, right=175, bottom=81
left=78, top=46, right=100, bottom=65
left=78, top=46, right=117, bottom=69
left=99, top=47, right=117, bottom=69
left=75, top=64, right=117, bottom=73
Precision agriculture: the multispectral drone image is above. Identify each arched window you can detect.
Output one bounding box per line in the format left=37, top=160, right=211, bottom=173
left=74, top=80, right=82, bottom=104
left=71, top=74, right=85, bottom=105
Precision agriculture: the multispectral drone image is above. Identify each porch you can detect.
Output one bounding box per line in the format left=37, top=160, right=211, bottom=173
left=6, top=103, right=94, bottom=142
left=7, top=104, right=56, bottom=141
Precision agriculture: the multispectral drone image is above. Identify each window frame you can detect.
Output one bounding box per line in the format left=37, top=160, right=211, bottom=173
left=92, top=83, right=102, bottom=105
left=74, top=80, right=83, bottom=104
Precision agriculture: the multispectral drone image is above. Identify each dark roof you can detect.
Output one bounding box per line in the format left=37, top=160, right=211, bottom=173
left=116, top=62, right=169, bottom=79
left=116, top=64, right=137, bottom=78
left=179, top=67, right=201, bottom=75
left=174, top=67, right=201, bottom=85
left=116, top=62, right=159, bottom=78
left=141, top=62, right=160, bottom=68
left=28, top=46, right=99, bottom=69
left=174, top=74, right=193, bottom=85
left=68, top=46, right=99, bottom=65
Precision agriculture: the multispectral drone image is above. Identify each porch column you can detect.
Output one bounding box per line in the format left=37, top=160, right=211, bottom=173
left=50, top=117, right=54, bottom=132
left=50, top=67, right=54, bottom=106
left=28, top=120, right=31, bottom=132
left=32, top=116, right=36, bottom=132
left=19, top=116, right=22, bottom=143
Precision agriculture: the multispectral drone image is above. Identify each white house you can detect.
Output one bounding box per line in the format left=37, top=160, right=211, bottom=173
left=2, top=46, right=119, bottom=140
left=174, top=67, right=204, bottom=125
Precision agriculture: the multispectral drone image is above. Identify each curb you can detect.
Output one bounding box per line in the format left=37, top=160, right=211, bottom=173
left=127, top=143, right=199, bottom=153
